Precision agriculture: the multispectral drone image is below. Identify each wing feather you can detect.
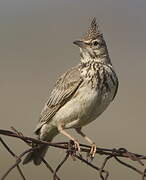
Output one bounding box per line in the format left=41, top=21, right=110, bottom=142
left=34, top=66, right=82, bottom=134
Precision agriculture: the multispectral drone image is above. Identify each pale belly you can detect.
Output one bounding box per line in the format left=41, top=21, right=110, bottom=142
left=51, top=85, right=116, bottom=129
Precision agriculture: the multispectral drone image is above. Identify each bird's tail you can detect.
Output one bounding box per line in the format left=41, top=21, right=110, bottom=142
left=23, top=144, right=48, bottom=165
left=23, top=124, right=58, bottom=165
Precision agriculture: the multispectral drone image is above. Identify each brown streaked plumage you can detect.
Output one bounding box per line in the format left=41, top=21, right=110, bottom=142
left=34, top=66, right=83, bottom=135
left=23, top=17, right=118, bottom=165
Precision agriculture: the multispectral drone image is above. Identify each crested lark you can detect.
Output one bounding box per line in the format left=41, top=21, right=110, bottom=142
left=23, top=18, right=118, bottom=165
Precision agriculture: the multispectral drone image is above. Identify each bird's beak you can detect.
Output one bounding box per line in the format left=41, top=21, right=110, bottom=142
left=73, top=40, right=86, bottom=48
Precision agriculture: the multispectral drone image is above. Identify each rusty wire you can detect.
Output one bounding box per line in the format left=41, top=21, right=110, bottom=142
left=0, top=128, right=146, bottom=180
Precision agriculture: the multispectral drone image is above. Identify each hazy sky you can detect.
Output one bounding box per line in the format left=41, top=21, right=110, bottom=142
left=0, top=0, right=146, bottom=180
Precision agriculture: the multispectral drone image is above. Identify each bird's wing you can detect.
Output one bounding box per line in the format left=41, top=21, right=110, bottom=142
left=34, top=66, right=83, bottom=134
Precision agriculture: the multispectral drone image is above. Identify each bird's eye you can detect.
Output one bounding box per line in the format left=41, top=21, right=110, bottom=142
left=93, top=41, right=99, bottom=46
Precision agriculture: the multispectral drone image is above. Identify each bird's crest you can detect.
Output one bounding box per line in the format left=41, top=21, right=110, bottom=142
left=82, top=17, right=102, bottom=41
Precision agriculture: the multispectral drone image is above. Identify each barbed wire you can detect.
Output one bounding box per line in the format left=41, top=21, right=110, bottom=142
left=0, top=128, right=146, bottom=180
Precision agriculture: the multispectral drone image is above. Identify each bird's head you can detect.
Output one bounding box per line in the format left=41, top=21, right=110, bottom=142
left=74, top=18, right=109, bottom=64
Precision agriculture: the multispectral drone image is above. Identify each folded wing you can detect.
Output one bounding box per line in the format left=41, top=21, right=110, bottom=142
left=34, top=66, right=83, bottom=134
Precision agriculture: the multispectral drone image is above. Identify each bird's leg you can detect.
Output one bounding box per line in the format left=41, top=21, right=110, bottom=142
left=57, top=124, right=81, bottom=154
left=75, top=127, right=96, bottom=159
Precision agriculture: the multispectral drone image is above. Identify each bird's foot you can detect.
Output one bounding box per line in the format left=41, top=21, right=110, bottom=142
left=87, top=143, right=96, bottom=161
left=73, top=140, right=82, bottom=157
left=68, top=140, right=82, bottom=159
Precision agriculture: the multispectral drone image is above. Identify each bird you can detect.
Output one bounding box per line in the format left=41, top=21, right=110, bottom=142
left=23, top=17, right=118, bottom=165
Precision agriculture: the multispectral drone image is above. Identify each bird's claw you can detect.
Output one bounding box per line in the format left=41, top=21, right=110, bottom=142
left=74, top=140, right=83, bottom=157
left=68, top=140, right=82, bottom=159
left=74, top=140, right=81, bottom=152
left=87, top=143, right=96, bottom=161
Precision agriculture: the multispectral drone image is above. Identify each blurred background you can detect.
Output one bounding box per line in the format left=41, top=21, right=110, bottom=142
left=0, top=0, right=146, bottom=179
